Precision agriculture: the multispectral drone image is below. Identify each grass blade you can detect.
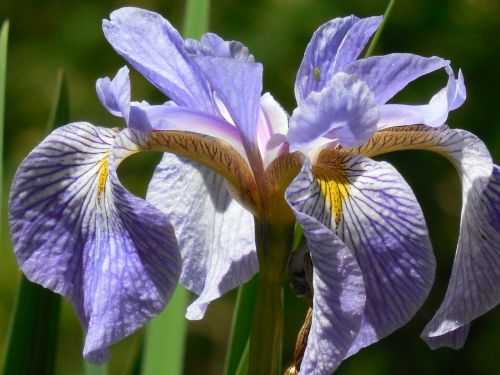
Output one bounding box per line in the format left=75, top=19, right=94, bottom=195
left=0, top=20, right=9, bottom=234
left=46, top=69, right=69, bottom=133
left=364, top=0, right=396, bottom=58
left=235, top=339, right=250, bottom=375
left=224, top=275, right=259, bottom=375
left=142, top=286, right=189, bottom=375
left=2, top=72, right=68, bottom=375
left=2, top=277, right=62, bottom=375
left=85, top=362, right=108, bottom=375
left=183, top=0, right=210, bottom=39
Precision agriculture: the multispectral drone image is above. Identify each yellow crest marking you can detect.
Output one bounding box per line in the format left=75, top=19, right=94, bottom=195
left=313, top=152, right=350, bottom=226
left=97, top=157, right=109, bottom=196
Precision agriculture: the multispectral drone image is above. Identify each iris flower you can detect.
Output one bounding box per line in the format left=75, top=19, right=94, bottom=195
left=9, top=7, right=499, bottom=374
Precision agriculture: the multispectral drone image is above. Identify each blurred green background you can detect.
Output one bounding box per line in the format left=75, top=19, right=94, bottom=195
left=1, top=0, right=500, bottom=374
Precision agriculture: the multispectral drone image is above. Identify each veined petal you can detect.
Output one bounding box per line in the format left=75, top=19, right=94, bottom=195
left=259, top=92, right=289, bottom=166
left=146, top=154, right=258, bottom=319
left=295, top=15, right=382, bottom=101
left=286, top=158, right=366, bottom=375
left=128, top=104, right=246, bottom=156
left=96, top=66, right=131, bottom=121
left=289, top=73, right=379, bottom=153
left=193, top=56, right=264, bottom=178
left=9, top=123, right=181, bottom=363
left=343, top=54, right=449, bottom=105
left=349, top=126, right=500, bottom=347
left=102, top=7, right=216, bottom=113
left=287, top=151, right=435, bottom=358
left=378, top=67, right=466, bottom=128
left=185, top=32, right=255, bottom=62
left=123, top=129, right=258, bottom=210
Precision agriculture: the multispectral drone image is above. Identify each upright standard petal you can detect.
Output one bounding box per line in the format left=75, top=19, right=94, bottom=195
left=185, top=32, right=255, bottom=62
left=286, top=158, right=366, bottom=375
left=295, top=15, right=382, bottom=101
left=9, top=123, right=181, bottom=363
left=288, top=73, right=379, bottom=153
left=102, top=7, right=216, bottom=113
left=146, top=154, right=258, bottom=319
left=288, top=150, right=435, bottom=358
left=194, top=56, right=264, bottom=177
left=96, top=66, right=131, bottom=121
left=351, top=125, right=500, bottom=348
left=343, top=54, right=449, bottom=105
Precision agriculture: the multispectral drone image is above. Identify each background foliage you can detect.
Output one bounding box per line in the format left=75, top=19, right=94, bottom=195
left=1, top=0, right=499, bottom=374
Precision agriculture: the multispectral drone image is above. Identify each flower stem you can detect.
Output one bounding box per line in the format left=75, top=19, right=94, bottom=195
left=249, top=218, right=295, bottom=375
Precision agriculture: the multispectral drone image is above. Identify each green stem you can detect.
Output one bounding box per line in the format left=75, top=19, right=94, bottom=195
left=249, top=219, right=294, bottom=375
left=183, top=0, right=210, bottom=39
left=364, top=0, right=396, bottom=58
left=224, top=274, right=259, bottom=375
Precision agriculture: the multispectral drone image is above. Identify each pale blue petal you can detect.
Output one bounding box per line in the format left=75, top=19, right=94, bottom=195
left=420, top=132, right=500, bottom=346
left=424, top=324, right=470, bottom=350
left=9, top=123, right=181, bottom=363
left=185, top=32, right=255, bottom=62
left=378, top=67, right=466, bottom=128
left=288, top=73, right=379, bottom=152
left=146, top=154, right=258, bottom=319
left=336, top=156, right=435, bottom=356
left=96, top=66, right=131, bottom=121
left=286, top=158, right=366, bottom=375
left=286, top=151, right=435, bottom=359
left=193, top=56, right=264, bottom=176
left=128, top=104, right=246, bottom=156
left=358, top=126, right=500, bottom=348
left=102, top=7, right=216, bottom=113
left=295, top=15, right=382, bottom=101
left=343, top=53, right=449, bottom=105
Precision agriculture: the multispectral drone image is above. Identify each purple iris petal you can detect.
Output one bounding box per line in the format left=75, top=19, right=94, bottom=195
left=295, top=15, right=382, bottom=101
left=128, top=104, right=246, bottom=156
left=378, top=66, right=466, bottom=128
left=343, top=53, right=449, bottom=105
left=286, top=158, right=366, bottom=375
left=146, top=154, right=258, bottom=319
left=193, top=56, right=264, bottom=176
left=185, top=32, right=255, bottom=62
left=96, top=66, right=131, bottom=121
left=288, top=72, right=379, bottom=152
left=420, top=130, right=500, bottom=347
left=335, top=155, right=435, bottom=357
left=9, top=123, right=181, bottom=363
left=285, top=151, right=435, bottom=361
left=102, top=7, right=216, bottom=114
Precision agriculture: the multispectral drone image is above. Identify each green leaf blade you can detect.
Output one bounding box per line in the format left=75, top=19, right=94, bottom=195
left=0, top=20, right=9, bottom=234
left=2, top=71, right=69, bottom=375
left=224, top=275, right=259, bottom=375
left=141, top=286, right=189, bottom=375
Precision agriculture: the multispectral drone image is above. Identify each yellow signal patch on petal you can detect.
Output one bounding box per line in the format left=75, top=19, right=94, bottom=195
left=313, top=151, right=350, bottom=227
left=97, top=157, right=109, bottom=196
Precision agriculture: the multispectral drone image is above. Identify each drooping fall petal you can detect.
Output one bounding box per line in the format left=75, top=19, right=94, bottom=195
left=350, top=125, right=500, bottom=347
left=287, top=151, right=435, bottom=361
left=286, top=158, right=366, bottom=375
left=146, top=154, right=258, bottom=319
left=9, top=123, right=182, bottom=363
